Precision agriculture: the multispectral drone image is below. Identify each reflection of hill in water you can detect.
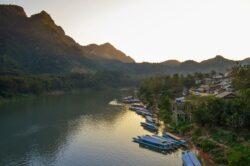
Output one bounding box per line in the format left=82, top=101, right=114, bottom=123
left=0, top=90, right=125, bottom=165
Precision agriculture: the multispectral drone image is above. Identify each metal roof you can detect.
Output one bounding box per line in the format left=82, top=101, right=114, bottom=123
left=141, top=135, right=168, bottom=145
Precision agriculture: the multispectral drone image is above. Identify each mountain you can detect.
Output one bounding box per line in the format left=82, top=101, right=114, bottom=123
left=0, top=5, right=249, bottom=76
left=0, top=5, right=134, bottom=74
left=241, top=58, right=250, bottom=66
left=199, top=55, right=236, bottom=72
left=162, top=60, right=181, bottom=67
left=83, top=43, right=134, bottom=63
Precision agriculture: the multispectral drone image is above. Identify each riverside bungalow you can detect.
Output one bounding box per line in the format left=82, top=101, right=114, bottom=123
left=175, top=97, right=185, bottom=104
left=172, top=109, right=191, bottom=124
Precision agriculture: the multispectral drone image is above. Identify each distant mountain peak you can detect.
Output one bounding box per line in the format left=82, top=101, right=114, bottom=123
left=183, top=60, right=198, bottom=64
left=99, top=42, right=116, bottom=50
left=162, top=59, right=181, bottom=66
left=30, top=10, right=54, bottom=24
left=101, top=42, right=113, bottom=46
left=215, top=55, right=225, bottom=59
left=83, top=43, right=135, bottom=63
left=201, top=55, right=232, bottom=64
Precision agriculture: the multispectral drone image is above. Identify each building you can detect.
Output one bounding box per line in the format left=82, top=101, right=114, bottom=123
left=175, top=97, right=185, bottom=104
left=215, top=92, right=236, bottom=99
left=172, top=109, right=191, bottom=124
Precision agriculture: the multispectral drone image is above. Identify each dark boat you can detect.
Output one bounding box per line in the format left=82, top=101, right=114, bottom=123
left=136, top=109, right=153, bottom=117
left=140, top=122, right=158, bottom=132
left=163, top=132, right=187, bottom=147
left=123, top=96, right=141, bottom=103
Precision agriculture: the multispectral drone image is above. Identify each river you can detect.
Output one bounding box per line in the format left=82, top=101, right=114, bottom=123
left=0, top=90, right=182, bottom=166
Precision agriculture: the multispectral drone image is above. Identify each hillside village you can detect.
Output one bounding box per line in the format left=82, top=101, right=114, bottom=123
left=138, top=66, right=250, bottom=165
left=172, top=71, right=236, bottom=124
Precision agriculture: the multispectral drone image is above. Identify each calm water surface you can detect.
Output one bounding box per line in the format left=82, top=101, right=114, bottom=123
left=0, top=90, right=182, bottom=166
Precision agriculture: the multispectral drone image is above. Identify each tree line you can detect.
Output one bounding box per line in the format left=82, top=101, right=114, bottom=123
left=0, top=71, right=135, bottom=98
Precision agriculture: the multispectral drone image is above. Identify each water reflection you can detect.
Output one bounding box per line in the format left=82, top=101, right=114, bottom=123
left=0, top=90, right=182, bottom=166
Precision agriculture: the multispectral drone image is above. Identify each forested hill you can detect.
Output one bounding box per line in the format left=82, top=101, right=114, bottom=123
left=0, top=5, right=249, bottom=76
left=0, top=5, right=134, bottom=74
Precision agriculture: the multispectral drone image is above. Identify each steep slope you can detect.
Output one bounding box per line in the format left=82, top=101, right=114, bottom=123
left=0, top=5, right=134, bottom=74
left=0, top=5, right=92, bottom=74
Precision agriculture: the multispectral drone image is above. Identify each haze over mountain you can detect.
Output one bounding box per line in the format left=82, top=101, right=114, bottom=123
left=0, top=5, right=249, bottom=75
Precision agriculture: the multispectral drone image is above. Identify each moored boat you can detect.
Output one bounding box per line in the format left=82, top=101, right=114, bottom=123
left=129, top=106, right=145, bottom=111
left=163, top=132, right=187, bottom=147
left=131, top=103, right=145, bottom=108
left=133, top=135, right=174, bottom=152
left=145, top=116, right=159, bottom=126
left=140, top=122, right=158, bottom=132
left=182, top=151, right=201, bottom=166
left=123, top=96, right=140, bottom=103
left=136, top=109, right=153, bottom=116
left=151, top=135, right=180, bottom=149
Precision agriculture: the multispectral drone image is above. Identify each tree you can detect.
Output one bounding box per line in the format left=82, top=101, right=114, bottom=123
left=159, top=95, right=172, bottom=124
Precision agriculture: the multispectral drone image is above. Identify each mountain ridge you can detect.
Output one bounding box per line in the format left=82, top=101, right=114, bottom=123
left=83, top=42, right=135, bottom=63
left=0, top=5, right=135, bottom=74
left=0, top=4, right=249, bottom=75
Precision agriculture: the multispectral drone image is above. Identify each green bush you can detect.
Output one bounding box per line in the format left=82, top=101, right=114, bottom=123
left=227, top=145, right=250, bottom=166
left=198, top=139, right=217, bottom=152
left=212, top=130, right=237, bottom=145
left=211, top=148, right=227, bottom=164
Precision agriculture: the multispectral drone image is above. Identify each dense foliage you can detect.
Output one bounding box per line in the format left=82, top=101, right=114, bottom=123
left=139, top=74, right=196, bottom=104
left=232, top=65, right=250, bottom=90
left=0, top=71, right=134, bottom=98
left=138, top=66, right=250, bottom=165
left=193, top=94, right=250, bottom=129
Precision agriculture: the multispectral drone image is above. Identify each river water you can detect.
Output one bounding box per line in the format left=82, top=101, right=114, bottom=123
left=0, top=90, right=182, bottom=166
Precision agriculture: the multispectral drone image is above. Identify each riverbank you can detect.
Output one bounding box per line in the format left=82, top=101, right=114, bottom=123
left=162, top=119, right=250, bottom=165
left=164, top=123, right=215, bottom=165
left=137, top=68, right=250, bottom=165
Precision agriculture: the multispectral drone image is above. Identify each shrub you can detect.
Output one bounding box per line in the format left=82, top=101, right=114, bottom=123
left=227, top=145, right=250, bottom=166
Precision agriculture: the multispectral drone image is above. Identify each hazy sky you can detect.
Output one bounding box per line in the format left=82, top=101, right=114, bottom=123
left=2, top=0, right=250, bottom=62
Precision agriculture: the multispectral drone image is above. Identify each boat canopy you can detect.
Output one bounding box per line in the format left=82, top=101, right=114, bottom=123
left=182, top=151, right=194, bottom=166
left=140, top=135, right=169, bottom=145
